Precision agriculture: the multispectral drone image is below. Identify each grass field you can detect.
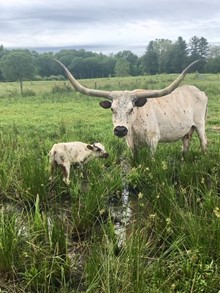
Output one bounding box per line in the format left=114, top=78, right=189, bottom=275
left=0, top=73, right=220, bottom=292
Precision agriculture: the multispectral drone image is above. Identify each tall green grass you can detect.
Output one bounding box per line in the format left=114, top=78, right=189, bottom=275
left=0, top=74, right=219, bottom=292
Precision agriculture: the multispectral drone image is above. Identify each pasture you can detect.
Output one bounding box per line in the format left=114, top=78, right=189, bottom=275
left=0, top=73, right=220, bottom=292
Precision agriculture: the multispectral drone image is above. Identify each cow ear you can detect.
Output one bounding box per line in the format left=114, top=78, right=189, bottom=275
left=134, top=97, right=147, bottom=107
left=99, top=101, right=112, bottom=109
left=87, top=144, right=94, bottom=150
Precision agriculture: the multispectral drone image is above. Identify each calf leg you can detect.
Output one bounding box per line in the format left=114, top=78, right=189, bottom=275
left=61, top=163, right=71, bottom=185
left=49, top=161, right=58, bottom=180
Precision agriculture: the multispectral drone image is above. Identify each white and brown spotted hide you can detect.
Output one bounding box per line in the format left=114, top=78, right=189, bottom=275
left=49, top=141, right=109, bottom=184
left=54, top=59, right=208, bottom=156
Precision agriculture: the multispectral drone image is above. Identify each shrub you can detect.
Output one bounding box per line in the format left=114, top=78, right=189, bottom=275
left=22, top=89, right=36, bottom=97
left=34, top=75, right=43, bottom=81
left=51, top=83, right=72, bottom=94
left=46, top=75, right=65, bottom=81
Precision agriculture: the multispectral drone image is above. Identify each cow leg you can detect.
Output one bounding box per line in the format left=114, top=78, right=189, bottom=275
left=61, top=163, right=71, bottom=185
left=182, top=126, right=195, bottom=154
left=195, top=125, right=208, bottom=153
left=148, top=138, right=158, bottom=157
left=126, top=136, right=136, bottom=157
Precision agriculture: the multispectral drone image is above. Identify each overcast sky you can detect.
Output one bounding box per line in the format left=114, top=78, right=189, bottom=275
left=1, top=0, right=220, bottom=55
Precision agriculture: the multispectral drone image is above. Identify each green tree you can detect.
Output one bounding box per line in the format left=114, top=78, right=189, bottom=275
left=0, top=44, right=8, bottom=81
left=141, top=41, right=159, bottom=74
left=208, top=45, right=220, bottom=58
left=188, top=36, right=209, bottom=72
left=69, top=57, right=86, bottom=79
left=206, top=56, right=220, bottom=73
left=114, top=58, right=130, bottom=77
left=115, top=50, right=139, bottom=76
left=153, top=39, right=173, bottom=73
left=0, top=45, right=6, bottom=58
left=164, top=37, right=188, bottom=73
left=36, top=52, right=58, bottom=77
left=141, top=39, right=175, bottom=74
left=0, top=50, right=36, bottom=94
left=198, top=37, right=210, bottom=58
left=100, top=56, right=116, bottom=77
left=189, top=36, right=209, bottom=58
left=83, top=57, right=102, bottom=78
left=206, top=45, right=220, bottom=73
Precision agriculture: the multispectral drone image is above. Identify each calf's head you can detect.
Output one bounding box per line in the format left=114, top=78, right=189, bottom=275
left=87, top=143, right=109, bottom=158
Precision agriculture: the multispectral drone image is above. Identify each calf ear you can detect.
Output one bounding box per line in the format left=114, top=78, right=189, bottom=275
left=99, top=101, right=112, bottom=109
left=87, top=144, right=94, bottom=150
left=134, top=97, right=147, bottom=107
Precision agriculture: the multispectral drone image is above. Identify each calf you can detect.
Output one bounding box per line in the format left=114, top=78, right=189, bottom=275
left=49, top=141, right=109, bottom=185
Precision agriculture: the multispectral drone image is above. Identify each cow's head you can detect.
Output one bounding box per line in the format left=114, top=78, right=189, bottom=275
left=99, top=91, right=147, bottom=137
left=54, top=59, right=199, bottom=138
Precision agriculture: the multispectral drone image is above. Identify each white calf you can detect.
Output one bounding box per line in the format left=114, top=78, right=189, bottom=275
left=49, top=141, right=109, bottom=184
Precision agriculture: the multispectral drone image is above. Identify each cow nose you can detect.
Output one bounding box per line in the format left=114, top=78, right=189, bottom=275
left=114, top=126, right=128, bottom=137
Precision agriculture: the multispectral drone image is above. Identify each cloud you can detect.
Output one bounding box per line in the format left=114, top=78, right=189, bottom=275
left=1, top=0, right=220, bottom=55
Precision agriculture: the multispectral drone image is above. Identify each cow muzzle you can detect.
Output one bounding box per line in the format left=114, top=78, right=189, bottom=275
left=114, top=126, right=128, bottom=137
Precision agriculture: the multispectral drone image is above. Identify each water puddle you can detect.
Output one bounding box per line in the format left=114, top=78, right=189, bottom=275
left=108, top=159, right=135, bottom=247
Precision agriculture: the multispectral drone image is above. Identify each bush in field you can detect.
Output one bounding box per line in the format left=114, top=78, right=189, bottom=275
left=47, top=75, right=65, bottom=81
left=34, top=75, right=43, bottom=81
left=22, top=89, right=36, bottom=97
left=51, top=83, right=72, bottom=94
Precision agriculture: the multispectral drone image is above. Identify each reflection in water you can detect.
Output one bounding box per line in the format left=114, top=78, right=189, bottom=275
left=109, top=159, right=134, bottom=247
left=109, top=186, right=132, bottom=247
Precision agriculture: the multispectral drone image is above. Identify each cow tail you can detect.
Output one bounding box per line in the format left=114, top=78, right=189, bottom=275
left=205, top=104, right=208, bottom=121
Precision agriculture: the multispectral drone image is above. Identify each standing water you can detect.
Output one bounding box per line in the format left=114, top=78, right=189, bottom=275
left=109, top=159, right=133, bottom=247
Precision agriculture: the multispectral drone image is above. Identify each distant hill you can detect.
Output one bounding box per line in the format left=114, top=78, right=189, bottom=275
left=6, top=44, right=146, bottom=56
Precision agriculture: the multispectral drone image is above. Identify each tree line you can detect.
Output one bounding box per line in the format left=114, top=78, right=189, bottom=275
left=0, top=35, right=220, bottom=90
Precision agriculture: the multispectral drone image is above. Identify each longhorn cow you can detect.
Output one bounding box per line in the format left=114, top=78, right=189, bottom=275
left=54, top=59, right=208, bottom=156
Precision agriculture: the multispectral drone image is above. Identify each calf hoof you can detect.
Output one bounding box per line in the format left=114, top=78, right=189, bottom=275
left=63, top=178, right=70, bottom=185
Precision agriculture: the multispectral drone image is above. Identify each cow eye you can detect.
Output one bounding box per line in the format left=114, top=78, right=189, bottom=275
left=128, top=108, right=133, bottom=114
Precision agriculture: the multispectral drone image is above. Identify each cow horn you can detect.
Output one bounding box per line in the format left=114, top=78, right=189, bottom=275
left=54, top=58, right=200, bottom=100
left=53, top=59, right=112, bottom=99
left=132, top=60, right=201, bottom=99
